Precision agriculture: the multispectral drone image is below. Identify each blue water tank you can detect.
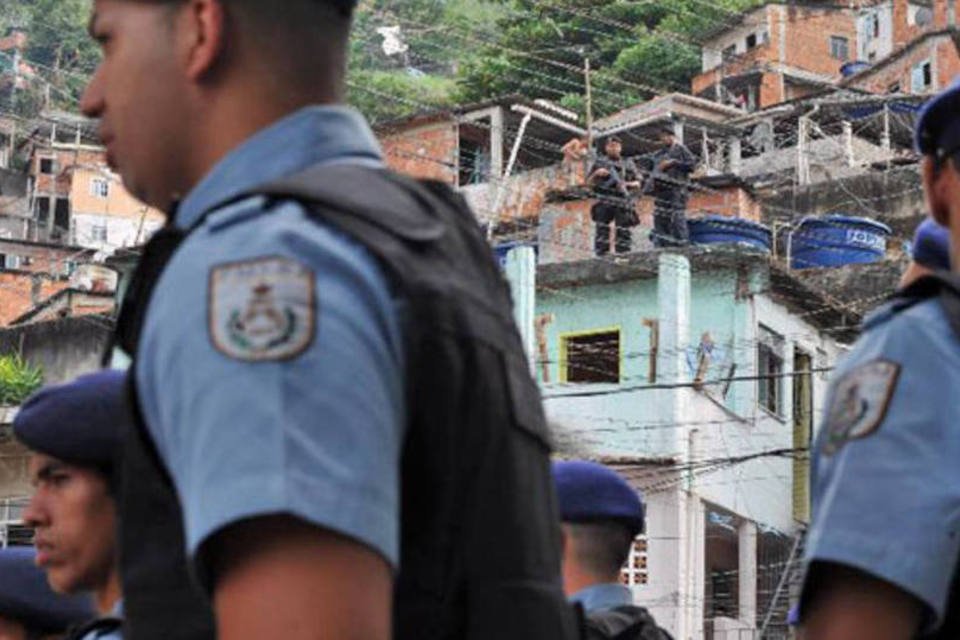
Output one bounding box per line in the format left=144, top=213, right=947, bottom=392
left=789, top=215, right=891, bottom=269
left=688, top=215, right=772, bottom=252
left=840, top=61, right=871, bottom=77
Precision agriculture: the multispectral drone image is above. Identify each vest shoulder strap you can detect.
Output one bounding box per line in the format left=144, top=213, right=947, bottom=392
left=64, top=616, right=122, bottom=640
left=895, top=271, right=960, bottom=341
left=584, top=605, right=673, bottom=640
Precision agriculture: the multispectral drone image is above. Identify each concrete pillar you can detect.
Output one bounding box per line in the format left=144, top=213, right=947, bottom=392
left=656, top=253, right=690, bottom=453
left=728, top=137, right=742, bottom=175
left=505, top=245, right=537, bottom=372
left=490, top=107, right=505, bottom=180
left=673, top=119, right=686, bottom=145
left=842, top=121, right=855, bottom=167
left=738, top=520, right=758, bottom=629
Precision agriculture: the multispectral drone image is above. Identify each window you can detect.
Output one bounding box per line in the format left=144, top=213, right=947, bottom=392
left=620, top=535, right=648, bottom=586
left=829, top=36, right=849, bottom=61
left=458, top=120, right=492, bottom=187
left=34, top=197, right=50, bottom=224
left=90, top=223, right=108, bottom=243
left=38, top=157, right=54, bottom=174
left=871, top=12, right=880, bottom=39
left=562, top=329, right=620, bottom=383
left=757, top=325, right=784, bottom=416
left=705, top=508, right=740, bottom=621
left=745, top=33, right=757, bottom=49
left=721, top=44, right=737, bottom=61
left=912, top=60, right=933, bottom=92
left=54, top=199, right=70, bottom=233
left=2, top=254, right=21, bottom=269
left=90, top=177, right=110, bottom=198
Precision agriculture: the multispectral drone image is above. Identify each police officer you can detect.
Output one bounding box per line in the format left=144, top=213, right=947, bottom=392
left=588, top=136, right=642, bottom=256
left=899, top=218, right=951, bottom=289
left=552, top=461, right=670, bottom=639
left=799, top=81, right=960, bottom=639
left=81, top=1, right=576, bottom=640
left=14, top=370, right=128, bottom=640
left=647, top=128, right=696, bottom=248
left=0, top=547, right=92, bottom=640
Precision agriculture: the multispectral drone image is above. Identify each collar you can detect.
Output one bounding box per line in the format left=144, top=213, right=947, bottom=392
left=569, top=582, right=633, bottom=613
left=174, top=105, right=383, bottom=230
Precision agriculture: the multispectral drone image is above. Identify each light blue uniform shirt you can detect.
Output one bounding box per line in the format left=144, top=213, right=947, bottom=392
left=570, top=583, right=634, bottom=613
left=135, top=106, right=405, bottom=569
left=802, top=296, right=960, bottom=628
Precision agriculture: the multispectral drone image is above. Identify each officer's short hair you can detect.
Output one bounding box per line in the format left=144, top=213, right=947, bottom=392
left=565, top=521, right=635, bottom=578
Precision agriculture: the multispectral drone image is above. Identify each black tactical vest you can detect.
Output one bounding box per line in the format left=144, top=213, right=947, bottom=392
left=110, top=164, right=580, bottom=640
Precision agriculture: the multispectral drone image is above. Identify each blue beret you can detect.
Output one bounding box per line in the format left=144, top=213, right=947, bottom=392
left=552, top=460, right=645, bottom=534
left=0, top=547, right=93, bottom=633
left=915, top=78, right=960, bottom=155
left=13, top=370, right=130, bottom=474
left=913, top=218, right=951, bottom=270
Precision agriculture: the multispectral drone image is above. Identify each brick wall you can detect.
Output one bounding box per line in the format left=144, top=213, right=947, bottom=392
left=380, top=121, right=458, bottom=185
left=690, top=186, right=761, bottom=222
left=0, top=240, right=88, bottom=274
left=781, top=5, right=858, bottom=77
left=0, top=272, right=69, bottom=326
left=692, top=4, right=858, bottom=106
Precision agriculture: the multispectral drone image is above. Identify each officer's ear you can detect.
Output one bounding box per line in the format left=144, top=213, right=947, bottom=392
left=923, top=156, right=952, bottom=228
left=176, top=0, right=228, bottom=83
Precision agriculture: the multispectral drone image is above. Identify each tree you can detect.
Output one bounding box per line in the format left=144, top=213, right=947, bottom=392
left=457, top=0, right=762, bottom=120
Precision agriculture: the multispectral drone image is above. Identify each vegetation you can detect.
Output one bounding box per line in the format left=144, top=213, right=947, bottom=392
left=1, top=0, right=763, bottom=123
left=0, top=354, right=43, bottom=406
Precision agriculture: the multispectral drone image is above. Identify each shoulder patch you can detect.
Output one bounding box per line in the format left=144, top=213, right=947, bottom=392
left=822, top=359, right=901, bottom=456
left=208, top=257, right=315, bottom=362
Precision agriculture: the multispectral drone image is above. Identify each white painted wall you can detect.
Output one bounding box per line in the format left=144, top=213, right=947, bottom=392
left=702, top=8, right=771, bottom=71
left=72, top=212, right=163, bottom=254
left=858, top=2, right=894, bottom=63
left=540, top=257, right=846, bottom=639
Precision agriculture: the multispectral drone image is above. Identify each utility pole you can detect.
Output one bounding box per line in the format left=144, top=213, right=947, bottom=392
left=584, top=57, right=594, bottom=149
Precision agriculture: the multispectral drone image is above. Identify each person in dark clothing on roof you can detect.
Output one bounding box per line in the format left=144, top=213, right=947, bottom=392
left=647, top=128, right=696, bottom=248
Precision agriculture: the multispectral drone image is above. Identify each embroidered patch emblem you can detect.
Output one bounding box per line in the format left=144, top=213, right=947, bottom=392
left=209, top=257, right=315, bottom=361
left=822, top=359, right=901, bottom=456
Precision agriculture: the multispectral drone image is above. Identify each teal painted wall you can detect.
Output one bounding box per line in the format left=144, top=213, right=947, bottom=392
left=537, top=268, right=756, bottom=415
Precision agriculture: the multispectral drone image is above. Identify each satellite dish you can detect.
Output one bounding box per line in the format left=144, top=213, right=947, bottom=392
left=916, top=7, right=933, bottom=26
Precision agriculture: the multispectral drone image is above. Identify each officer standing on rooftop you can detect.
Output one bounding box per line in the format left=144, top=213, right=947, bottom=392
left=0, top=547, right=93, bottom=640
left=82, top=1, right=578, bottom=640
left=798, top=81, right=960, bottom=640
left=14, top=371, right=129, bottom=640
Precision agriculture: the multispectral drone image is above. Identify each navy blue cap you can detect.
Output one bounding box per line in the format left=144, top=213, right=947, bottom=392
left=912, top=218, right=951, bottom=270
left=915, top=79, right=960, bottom=155
left=13, top=369, right=130, bottom=474
left=552, top=460, right=645, bottom=534
left=0, top=547, right=94, bottom=632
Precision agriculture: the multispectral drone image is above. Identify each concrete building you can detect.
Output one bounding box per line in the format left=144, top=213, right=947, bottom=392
left=23, top=112, right=164, bottom=252
left=528, top=249, right=852, bottom=638
left=842, top=28, right=960, bottom=94
left=692, top=0, right=957, bottom=111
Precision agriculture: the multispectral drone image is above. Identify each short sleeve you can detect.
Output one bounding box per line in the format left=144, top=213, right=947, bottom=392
left=803, top=310, right=960, bottom=627
left=136, top=200, right=406, bottom=570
